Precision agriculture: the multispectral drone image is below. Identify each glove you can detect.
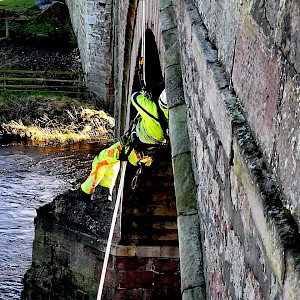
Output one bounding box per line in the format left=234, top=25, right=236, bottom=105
left=139, top=156, right=153, bottom=166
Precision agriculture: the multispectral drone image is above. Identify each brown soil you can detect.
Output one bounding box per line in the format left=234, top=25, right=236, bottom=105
left=0, top=43, right=82, bottom=72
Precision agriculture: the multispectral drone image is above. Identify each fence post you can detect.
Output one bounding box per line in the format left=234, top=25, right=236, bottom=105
left=5, top=18, right=9, bottom=37
left=3, top=69, right=7, bottom=90
left=43, top=67, right=47, bottom=89
left=5, top=18, right=9, bottom=38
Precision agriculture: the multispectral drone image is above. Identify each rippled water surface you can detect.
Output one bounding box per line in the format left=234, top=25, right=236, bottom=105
left=0, top=143, right=102, bottom=299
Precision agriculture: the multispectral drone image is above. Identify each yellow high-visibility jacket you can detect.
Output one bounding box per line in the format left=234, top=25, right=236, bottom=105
left=81, top=92, right=168, bottom=195
left=81, top=141, right=149, bottom=194
left=131, top=91, right=169, bottom=145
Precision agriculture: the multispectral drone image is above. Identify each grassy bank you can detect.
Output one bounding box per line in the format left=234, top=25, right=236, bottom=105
left=0, top=0, right=35, bottom=11
left=0, top=92, right=115, bottom=146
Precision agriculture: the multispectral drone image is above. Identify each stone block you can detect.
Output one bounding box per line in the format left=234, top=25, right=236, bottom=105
left=161, top=246, right=180, bottom=258
left=118, top=270, right=154, bottom=288
left=112, top=245, right=137, bottom=257
left=172, top=153, right=197, bottom=215
left=182, top=286, right=206, bottom=300
left=114, top=288, right=143, bottom=300
left=34, top=227, right=45, bottom=244
left=153, top=258, right=180, bottom=273
left=177, top=214, right=205, bottom=291
left=232, top=15, right=279, bottom=158
left=136, top=246, right=161, bottom=257
left=32, top=241, right=52, bottom=264
left=165, top=64, right=186, bottom=107
left=115, top=257, right=146, bottom=271
left=161, top=28, right=179, bottom=52
left=233, top=137, right=285, bottom=282
left=164, top=40, right=181, bottom=68
left=160, top=2, right=177, bottom=32
left=283, top=251, right=300, bottom=299
left=169, top=105, right=191, bottom=157
left=87, top=15, right=96, bottom=25
left=154, top=273, right=181, bottom=289
left=276, top=75, right=300, bottom=226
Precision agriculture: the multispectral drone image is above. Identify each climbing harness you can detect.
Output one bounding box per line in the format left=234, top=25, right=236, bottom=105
left=119, top=114, right=140, bottom=162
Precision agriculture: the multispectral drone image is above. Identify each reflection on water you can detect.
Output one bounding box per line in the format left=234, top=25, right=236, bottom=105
left=0, top=143, right=102, bottom=300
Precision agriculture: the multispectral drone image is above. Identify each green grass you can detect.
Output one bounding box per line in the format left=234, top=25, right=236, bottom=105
left=0, top=1, right=78, bottom=50
left=0, top=0, right=35, bottom=11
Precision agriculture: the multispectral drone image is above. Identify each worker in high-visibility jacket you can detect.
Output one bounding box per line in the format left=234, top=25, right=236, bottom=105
left=69, top=89, right=169, bottom=203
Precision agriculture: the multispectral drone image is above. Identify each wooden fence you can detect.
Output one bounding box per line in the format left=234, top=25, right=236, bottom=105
left=0, top=69, right=86, bottom=95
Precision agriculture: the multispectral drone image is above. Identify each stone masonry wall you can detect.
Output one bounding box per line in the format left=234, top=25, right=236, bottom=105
left=65, top=0, right=113, bottom=107
left=111, top=0, right=133, bottom=137
left=192, top=0, right=300, bottom=229
left=42, top=0, right=300, bottom=298
left=169, top=0, right=300, bottom=298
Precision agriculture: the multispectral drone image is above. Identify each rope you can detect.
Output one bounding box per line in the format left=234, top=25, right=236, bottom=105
left=96, top=161, right=127, bottom=300
left=141, top=0, right=146, bottom=87
left=96, top=2, right=147, bottom=297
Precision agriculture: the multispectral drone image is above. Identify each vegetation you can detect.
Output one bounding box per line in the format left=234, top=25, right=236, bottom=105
left=0, top=2, right=108, bottom=146
left=0, top=2, right=77, bottom=50
left=0, top=0, right=35, bottom=11
left=0, top=92, right=115, bottom=146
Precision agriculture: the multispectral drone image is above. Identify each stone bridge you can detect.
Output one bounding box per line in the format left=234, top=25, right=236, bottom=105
left=22, top=0, right=300, bottom=299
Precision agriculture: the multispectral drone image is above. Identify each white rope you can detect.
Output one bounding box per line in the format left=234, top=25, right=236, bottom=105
left=96, top=2, right=147, bottom=298
left=96, top=160, right=127, bottom=300
left=141, top=0, right=146, bottom=87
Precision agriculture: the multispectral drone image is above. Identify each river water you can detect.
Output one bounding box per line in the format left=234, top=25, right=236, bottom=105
left=0, top=143, right=102, bottom=300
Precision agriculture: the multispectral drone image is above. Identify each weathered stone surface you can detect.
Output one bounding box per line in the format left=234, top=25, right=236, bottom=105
left=171, top=0, right=300, bottom=298
left=276, top=75, right=300, bottom=228
left=45, top=0, right=300, bottom=299
left=164, top=40, right=181, bottom=68
left=251, top=0, right=300, bottom=73
left=172, top=153, right=197, bottom=215
left=159, top=2, right=177, bottom=32
left=182, top=286, right=205, bottom=300
left=193, top=0, right=241, bottom=75
left=165, top=64, right=186, bottom=107
left=169, top=105, right=191, bottom=157
left=65, top=0, right=113, bottom=104
left=232, top=15, right=280, bottom=160
left=177, top=214, right=205, bottom=291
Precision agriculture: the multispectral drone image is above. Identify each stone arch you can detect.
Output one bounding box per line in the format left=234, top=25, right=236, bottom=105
left=115, top=1, right=205, bottom=298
